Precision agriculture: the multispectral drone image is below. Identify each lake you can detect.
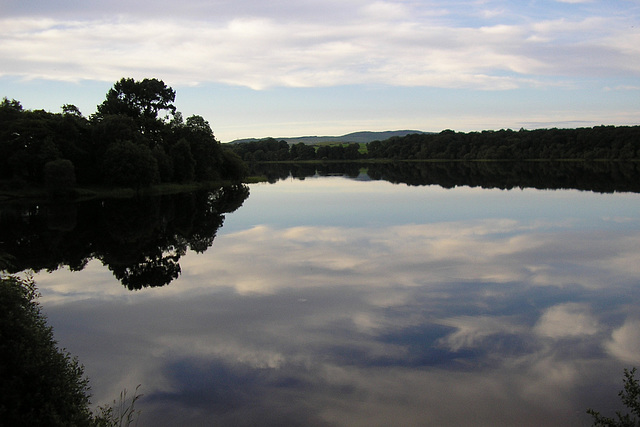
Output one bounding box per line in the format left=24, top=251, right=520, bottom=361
left=4, top=162, right=640, bottom=426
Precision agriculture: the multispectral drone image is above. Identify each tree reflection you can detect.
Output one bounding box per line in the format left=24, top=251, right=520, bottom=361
left=0, top=185, right=249, bottom=289
left=249, top=161, right=640, bottom=193
left=4, top=161, right=640, bottom=289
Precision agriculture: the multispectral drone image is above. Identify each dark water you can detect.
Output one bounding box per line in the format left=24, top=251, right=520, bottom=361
left=3, top=163, right=640, bottom=426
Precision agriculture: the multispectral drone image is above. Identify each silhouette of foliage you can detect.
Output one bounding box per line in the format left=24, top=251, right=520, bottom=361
left=365, top=127, right=640, bottom=161
left=228, top=126, right=640, bottom=162
left=0, top=185, right=249, bottom=289
left=0, top=275, right=93, bottom=426
left=588, top=368, right=640, bottom=427
left=245, top=161, right=640, bottom=194
left=0, top=78, right=247, bottom=192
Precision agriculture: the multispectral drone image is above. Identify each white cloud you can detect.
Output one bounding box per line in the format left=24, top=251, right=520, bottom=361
left=1, top=1, right=639, bottom=90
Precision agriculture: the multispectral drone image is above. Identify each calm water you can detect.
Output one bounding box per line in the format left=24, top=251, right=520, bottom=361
left=12, top=166, right=640, bottom=426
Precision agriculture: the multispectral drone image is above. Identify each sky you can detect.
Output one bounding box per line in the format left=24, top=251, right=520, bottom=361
left=1, top=0, right=640, bottom=142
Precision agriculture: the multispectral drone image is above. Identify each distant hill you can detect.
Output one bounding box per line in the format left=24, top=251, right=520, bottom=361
left=227, top=130, right=428, bottom=145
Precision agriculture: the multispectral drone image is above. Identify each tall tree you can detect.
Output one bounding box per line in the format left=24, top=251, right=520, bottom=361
left=96, top=78, right=176, bottom=120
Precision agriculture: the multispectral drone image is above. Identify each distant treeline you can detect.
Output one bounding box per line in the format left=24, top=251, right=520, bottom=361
left=0, top=78, right=246, bottom=195
left=228, top=138, right=363, bottom=162
left=228, top=126, right=640, bottom=162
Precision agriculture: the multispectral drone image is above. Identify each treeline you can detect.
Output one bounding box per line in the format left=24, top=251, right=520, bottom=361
left=228, top=138, right=363, bottom=162
left=228, top=126, right=640, bottom=162
left=0, top=78, right=247, bottom=195
left=367, top=127, right=640, bottom=160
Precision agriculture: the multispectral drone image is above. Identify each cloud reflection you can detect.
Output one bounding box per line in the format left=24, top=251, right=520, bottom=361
left=534, top=303, right=601, bottom=339
left=179, top=220, right=640, bottom=295
left=36, top=193, right=640, bottom=426
left=607, top=320, right=640, bottom=364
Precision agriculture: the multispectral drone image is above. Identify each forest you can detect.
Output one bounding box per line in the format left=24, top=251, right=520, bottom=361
left=228, top=126, right=640, bottom=162
left=0, top=78, right=247, bottom=196
left=3, top=77, right=640, bottom=197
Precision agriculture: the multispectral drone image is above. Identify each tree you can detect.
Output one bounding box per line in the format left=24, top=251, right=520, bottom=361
left=96, top=78, right=176, bottom=121
left=170, top=138, right=196, bottom=182
left=0, top=275, right=94, bottom=426
left=588, top=368, right=640, bottom=427
left=182, top=115, right=223, bottom=181
left=221, top=149, right=249, bottom=181
left=95, top=78, right=177, bottom=149
left=345, top=143, right=361, bottom=160
left=101, top=141, right=159, bottom=190
left=62, top=104, right=83, bottom=117
left=44, top=159, right=76, bottom=197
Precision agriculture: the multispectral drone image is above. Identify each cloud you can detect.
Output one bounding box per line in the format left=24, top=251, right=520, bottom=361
left=1, top=1, right=639, bottom=90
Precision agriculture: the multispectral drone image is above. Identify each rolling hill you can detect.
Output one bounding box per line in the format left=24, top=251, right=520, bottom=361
left=226, top=130, right=428, bottom=145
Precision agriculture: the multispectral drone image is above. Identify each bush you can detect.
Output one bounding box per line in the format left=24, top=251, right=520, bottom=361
left=0, top=275, right=93, bottom=426
left=588, top=367, right=640, bottom=426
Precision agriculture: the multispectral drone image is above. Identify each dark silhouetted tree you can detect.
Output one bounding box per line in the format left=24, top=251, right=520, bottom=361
left=0, top=275, right=94, bottom=426
left=588, top=368, right=640, bottom=427
left=101, top=141, right=159, bottom=189
left=96, top=78, right=176, bottom=121
left=44, top=158, right=76, bottom=197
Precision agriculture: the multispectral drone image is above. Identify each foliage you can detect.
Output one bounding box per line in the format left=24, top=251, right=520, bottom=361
left=227, top=126, right=640, bottom=162
left=93, top=385, right=143, bottom=427
left=221, top=148, right=249, bottom=181
left=0, top=275, right=93, bottom=426
left=0, top=185, right=250, bottom=289
left=102, top=141, right=160, bottom=189
left=170, top=138, right=196, bottom=182
left=96, top=77, right=176, bottom=121
left=44, top=158, right=77, bottom=197
left=0, top=78, right=247, bottom=193
left=228, top=137, right=364, bottom=162
left=0, top=274, right=147, bottom=426
left=243, top=160, right=640, bottom=193
left=588, top=368, right=640, bottom=427
left=177, top=115, right=224, bottom=181
left=365, top=127, right=640, bottom=161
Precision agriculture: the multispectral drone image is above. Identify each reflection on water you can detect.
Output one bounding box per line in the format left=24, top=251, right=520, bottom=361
left=250, top=160, right=640, bottom=193
left=0, top=185, right=249, bottom=289
left=4, top=164, right=640, bottom=426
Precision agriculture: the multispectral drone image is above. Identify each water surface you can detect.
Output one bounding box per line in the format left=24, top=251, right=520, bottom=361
left=15, top=167, right=640, bottom=426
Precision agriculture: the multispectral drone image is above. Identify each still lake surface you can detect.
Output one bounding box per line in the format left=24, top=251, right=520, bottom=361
left=6, top=162, right=640, bottom=426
